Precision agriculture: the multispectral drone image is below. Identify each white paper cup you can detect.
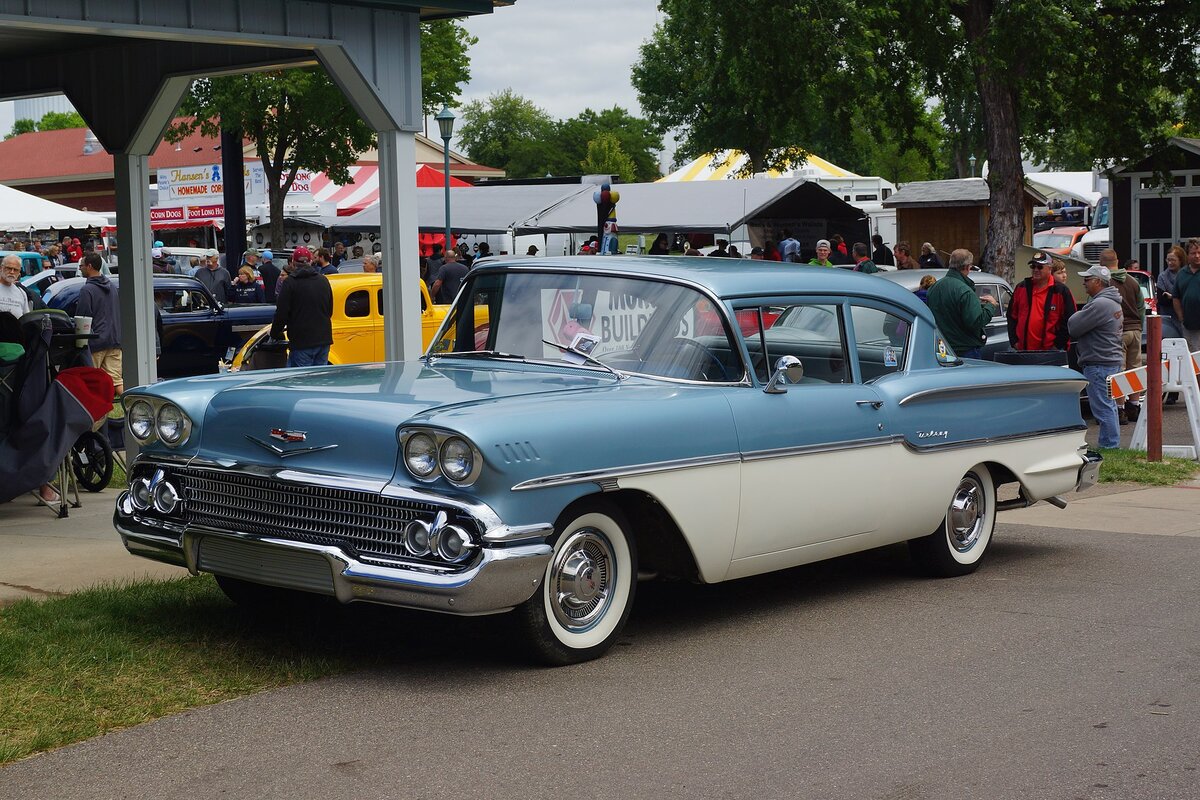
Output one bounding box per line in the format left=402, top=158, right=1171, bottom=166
left=74, top=315, right=92, bottom=348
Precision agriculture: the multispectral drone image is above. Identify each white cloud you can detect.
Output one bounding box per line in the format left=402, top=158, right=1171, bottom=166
left=458, top=0, right=661, bottom=121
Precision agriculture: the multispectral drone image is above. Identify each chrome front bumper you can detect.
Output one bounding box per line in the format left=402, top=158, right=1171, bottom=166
left=115, top=505, right=552, bottom=616
left=1076, top=449, right=1102, bottom=492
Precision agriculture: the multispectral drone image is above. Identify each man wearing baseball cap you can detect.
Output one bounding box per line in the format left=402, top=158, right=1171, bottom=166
left=270, top=244, right=332, bottom=367
left=193, top=248, right=233, bottom=301
left=1007, top=250, right=1076, bottom=352
left=258, top=249, right=281, bottom=303
left=1067, top=265, right=1123, bottom=448
left=808, top=239, right=835, bottom=267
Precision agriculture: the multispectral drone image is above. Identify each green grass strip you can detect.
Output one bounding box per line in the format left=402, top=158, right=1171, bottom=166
left=0, top=576, right=353, bottom=765
left=1098, top=448, right=1200, bottom=486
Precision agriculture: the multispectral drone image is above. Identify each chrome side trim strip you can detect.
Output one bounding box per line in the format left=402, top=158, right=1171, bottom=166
left=512, top=436, right=900, bottom=492
left=901, top=425, right=1087, bottom=453
left=739, top=435, right=901, bottom=463
left=898, top=379, right=1087, bottom=406
left=511, top=453, right=742, bottom=492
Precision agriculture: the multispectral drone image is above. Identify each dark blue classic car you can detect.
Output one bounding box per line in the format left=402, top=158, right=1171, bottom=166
left=47, top=276, right=275, bottom=377
left=115, top=257, right=1100, bottom=665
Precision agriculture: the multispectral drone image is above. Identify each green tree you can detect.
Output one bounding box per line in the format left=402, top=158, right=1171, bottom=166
left=632, top=0, right=895, bottom=175
left=552, top=107, right=662, bottom=181
left=455, top=89, right=556, bottom=176
left=6, top=119, right=35, bottom=139
left=579, top=134, right=637, bottom=183
left=891, top=0, right=1200, bottom=280
left=166, top=68, right=376, bottom=248
left=420, top=20, right=477, bottom=119
left=7, top=110, right=87, bottom=139
left=37, top=111, right=86, bottom=131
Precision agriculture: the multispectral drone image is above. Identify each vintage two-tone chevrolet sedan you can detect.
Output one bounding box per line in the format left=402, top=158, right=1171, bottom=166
left=115, top=256, right=1100, bottom=665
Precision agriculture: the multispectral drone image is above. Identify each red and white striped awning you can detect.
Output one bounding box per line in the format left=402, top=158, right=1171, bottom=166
left=308, top=164, right=470, bottom=216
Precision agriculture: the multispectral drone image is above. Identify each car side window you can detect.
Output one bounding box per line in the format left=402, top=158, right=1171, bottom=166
left=345, top=289, right=369, bottom=318
left=189, top=290, right=211, bottom=311
left=977, top=284, right=1009, bottom=317
left=849, top=305, right=909, bottom=381
left=743, top=303, right=848, bottom=384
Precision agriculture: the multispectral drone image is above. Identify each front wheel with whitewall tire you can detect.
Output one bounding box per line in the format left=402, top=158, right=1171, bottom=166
left=516, top=502, right=637, bottom=666
left=908, top=464, right=996, bottom=578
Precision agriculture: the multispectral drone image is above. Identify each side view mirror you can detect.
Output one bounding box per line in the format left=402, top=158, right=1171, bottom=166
left=764, top=355, right=803, bottom=394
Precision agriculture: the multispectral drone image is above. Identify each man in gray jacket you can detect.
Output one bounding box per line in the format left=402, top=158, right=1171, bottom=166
left=1067, top=264, right=1124, bottom=448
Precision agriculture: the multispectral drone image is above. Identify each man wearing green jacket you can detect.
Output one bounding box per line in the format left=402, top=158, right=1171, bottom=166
left=926, top=248, right=997, bottom=359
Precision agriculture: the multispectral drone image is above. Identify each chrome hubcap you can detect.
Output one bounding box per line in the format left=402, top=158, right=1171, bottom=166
left=947, top=475, right=985, bottom=552
left=550, top=528, right=613, bottom=631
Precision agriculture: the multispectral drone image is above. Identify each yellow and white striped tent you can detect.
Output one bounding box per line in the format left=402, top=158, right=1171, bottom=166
left=658, top=149, right=860, bottom=182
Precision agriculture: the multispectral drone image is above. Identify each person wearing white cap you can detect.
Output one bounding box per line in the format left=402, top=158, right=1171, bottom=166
left=193, top=248, right=233, bottom=302
left=808, top=239, right=834, bottom=267
left=1067, top=264, right=1123, bottom=448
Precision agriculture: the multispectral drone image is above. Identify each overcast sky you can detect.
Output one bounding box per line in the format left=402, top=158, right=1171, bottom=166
left=457, top=0, right=663, bottom=128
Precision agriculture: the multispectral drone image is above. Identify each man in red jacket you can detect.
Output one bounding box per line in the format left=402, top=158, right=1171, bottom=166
left=1007, top=251, right=1076, bottom=351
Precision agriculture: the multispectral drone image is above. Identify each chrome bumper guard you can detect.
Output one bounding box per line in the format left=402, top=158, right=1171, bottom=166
left=115, top=501, right=552, bottom=616
left=1076, top=449, right=1102, bottom=492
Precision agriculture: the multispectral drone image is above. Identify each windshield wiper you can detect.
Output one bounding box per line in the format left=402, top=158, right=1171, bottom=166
left=541, top=339, right=625, bottom=381
left=424, top=349, right=526, bottom=365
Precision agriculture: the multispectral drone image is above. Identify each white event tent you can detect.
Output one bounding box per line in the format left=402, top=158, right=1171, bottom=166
left=0, top=182, right=108, bottom=231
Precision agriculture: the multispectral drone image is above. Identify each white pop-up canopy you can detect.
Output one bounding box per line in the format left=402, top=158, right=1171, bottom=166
left=512, top=177, right=867, bottom=236
left=0, top=182, right=108, bottom=231
left=336, top=184, right=591, bottom=234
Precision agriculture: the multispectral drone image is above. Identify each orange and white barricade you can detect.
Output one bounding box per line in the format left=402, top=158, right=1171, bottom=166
left=1109, top=339, right=1200, bottom=460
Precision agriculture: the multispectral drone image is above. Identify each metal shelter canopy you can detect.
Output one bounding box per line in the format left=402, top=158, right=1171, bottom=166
left=0, top=0, right=505, bottom=392
left=335, top=184, right=593, bottom=234
left=511, top=178, right=869, bottom=237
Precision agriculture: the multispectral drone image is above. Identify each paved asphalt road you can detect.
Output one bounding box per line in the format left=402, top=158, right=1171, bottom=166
left=2, top=518, right=1198, bottom=800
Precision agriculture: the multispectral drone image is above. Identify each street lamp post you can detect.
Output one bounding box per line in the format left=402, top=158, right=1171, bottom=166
left=968, top=154, right=977, bottom=178
left=435, top=104, right=456, bottom=257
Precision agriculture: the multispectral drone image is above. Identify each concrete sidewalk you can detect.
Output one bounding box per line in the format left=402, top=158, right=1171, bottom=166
left=1, top=475, right=1197, bottom=607
left=0, top=489, right=181, bottom=605
left=1001, top=478, right=1200, bottom=536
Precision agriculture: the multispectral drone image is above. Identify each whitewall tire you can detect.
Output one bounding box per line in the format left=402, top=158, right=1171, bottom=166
left=908, top=464, right=996, bottom=578
left=517, top=503, right=636, bottom=665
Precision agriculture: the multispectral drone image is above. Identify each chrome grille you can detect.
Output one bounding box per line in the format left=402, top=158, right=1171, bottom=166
left=1082, top=242, right=1108, bottom=263
left=172, top=467, right=475, bottom=567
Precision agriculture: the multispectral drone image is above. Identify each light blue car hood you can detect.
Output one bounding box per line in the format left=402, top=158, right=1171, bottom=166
left=194, top=361, right=620, bottom=481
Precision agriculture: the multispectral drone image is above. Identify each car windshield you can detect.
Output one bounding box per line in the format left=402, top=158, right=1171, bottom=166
left=428, top=269, right=744, bottom=382
left=1033, top=233, right=1073, bottom=249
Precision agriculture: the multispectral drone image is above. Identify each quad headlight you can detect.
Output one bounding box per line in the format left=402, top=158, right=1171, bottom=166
left=128, top=400, right=155, bottom=441
left=439, top=437, right=474, bottom=483
left=124, top=397, right=192, bottom=447
left=399, top=428, right=483, bottom=485
left=403, top=432, right=439, bottom=478
left=156, top=403, right=186, bottom=444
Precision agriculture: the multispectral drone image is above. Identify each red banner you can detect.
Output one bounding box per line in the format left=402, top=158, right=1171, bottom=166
left=149, top=206, right=185, bottom=222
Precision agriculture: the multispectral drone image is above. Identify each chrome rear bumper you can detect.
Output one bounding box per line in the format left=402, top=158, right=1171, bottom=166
left=1076, top=449, right=1102, bottom=492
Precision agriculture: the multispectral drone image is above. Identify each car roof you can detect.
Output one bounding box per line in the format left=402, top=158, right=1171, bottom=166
left=880, top=268, right=1011, bottom=291
left=470, top=255, right=928, bottom=309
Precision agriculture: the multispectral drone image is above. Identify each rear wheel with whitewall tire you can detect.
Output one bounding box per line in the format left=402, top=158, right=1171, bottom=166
left=908, top=464, right=996, bottom=578
left=516, top=502, right=637, bottom=666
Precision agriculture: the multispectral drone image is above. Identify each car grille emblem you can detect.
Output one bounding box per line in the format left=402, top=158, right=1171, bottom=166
left=246, top=431, right=338, bottom=458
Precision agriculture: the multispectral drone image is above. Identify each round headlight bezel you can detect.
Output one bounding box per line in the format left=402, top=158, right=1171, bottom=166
left=403, top=520, right=432, bottom=557
left=439, top=436, right=476, bottom=484
left=435, top=524, right=475, bottom=563
left=128, top=400, right=155, bottom=442
left=156, top=403, right=186, bottom=444
left=403, top=432, right=439, bottom=479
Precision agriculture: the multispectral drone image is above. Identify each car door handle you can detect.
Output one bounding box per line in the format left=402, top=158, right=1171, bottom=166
left=856, top=400, right=883, bottom=409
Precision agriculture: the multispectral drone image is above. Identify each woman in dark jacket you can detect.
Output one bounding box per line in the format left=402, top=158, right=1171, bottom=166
left=231, top=266, right=263, bottom=304
left=648, top=233, right=670, bottom=255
